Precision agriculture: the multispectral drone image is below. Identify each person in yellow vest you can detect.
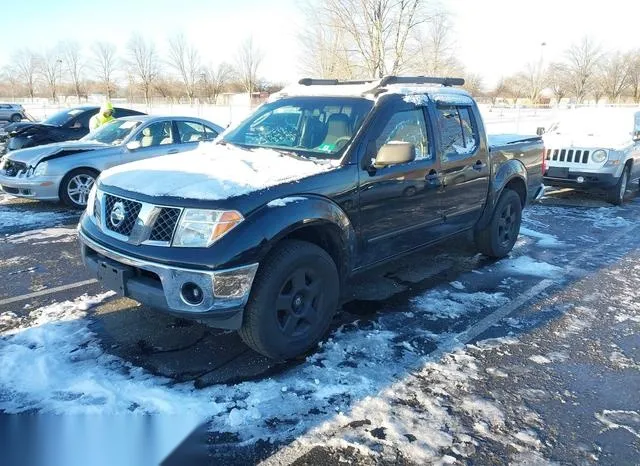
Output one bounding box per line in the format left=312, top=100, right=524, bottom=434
left=89, top=101, right=115, bottom=131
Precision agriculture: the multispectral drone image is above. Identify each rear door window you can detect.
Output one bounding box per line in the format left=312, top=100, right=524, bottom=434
left=436, top=105, right=479, bottom=159
left=176, top=121, right=207, bottom=143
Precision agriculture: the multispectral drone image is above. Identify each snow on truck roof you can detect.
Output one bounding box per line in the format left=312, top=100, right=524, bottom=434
left=271, top=76, right=473, bottom=106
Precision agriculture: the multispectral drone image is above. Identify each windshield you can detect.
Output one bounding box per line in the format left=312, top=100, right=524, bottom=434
left=82, top=119, right=143, bottom=145
left=42, top=108, right=87, bottom=127
left=222, top=96, right=374, bottom=159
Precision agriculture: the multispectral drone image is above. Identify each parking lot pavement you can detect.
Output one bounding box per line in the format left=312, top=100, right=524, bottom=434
left=0, top=190, right=639, bottom=465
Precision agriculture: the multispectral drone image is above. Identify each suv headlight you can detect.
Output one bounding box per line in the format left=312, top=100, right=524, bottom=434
left=591, top=149, right=607, bottom=163
left=173, top=209, right=243, bottom=247
left=33, top=162, right=48, bottom=177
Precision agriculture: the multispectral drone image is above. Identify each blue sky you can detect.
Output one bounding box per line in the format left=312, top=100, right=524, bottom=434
left=3, top=0, right=639, bottom=87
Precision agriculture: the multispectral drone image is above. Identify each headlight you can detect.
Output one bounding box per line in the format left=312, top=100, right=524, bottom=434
left=173, top=209, right=243, bottom=247
left=591, top=149, right=607, bottom=163
left=86, top=184, right=97, bottom=216
left=33, top=162, right=48, bottom=176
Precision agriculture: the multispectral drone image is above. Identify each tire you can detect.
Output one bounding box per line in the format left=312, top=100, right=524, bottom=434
left=59, top=168, right=98, bottom=209
left=10, top=114, right=22, bottom=123
left=606, top=164, right=630, bottom=206
left=239, top=239, right=340, bottom=360
left=475, top=188, right=522, bottom=258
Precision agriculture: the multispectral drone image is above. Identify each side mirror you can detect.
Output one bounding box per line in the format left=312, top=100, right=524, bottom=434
left=373, top=142, right=415, bottom=168
left=126, top=141, right=141, bottom=151
left=633, top=131, right=640, bottom=142
left=536, top=127, right=545, bottom=136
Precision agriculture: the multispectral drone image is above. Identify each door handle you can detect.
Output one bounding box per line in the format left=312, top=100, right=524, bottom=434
left=473, top=160, right=487, bottom=171
left=167, top=149, right=179, bottom=154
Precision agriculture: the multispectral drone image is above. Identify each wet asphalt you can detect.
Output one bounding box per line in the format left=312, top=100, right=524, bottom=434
left=1, top=188, right=639, bottom=464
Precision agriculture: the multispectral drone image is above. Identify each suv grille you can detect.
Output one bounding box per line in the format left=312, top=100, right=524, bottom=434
left=546, top=148, right=590, bottom=164
left=149, top=208, right=181, bottom=242
left=3, top=160, right=27, bottom=177
left=104, top=194, right=142, bottom=236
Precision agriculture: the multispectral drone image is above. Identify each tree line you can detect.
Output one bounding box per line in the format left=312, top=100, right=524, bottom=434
left=0, top=34, right=272, bottom=104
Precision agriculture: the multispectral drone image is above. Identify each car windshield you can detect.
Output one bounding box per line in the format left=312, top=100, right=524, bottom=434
left=82, top=119, right=143, bottom=145
left=42, top=108, right=88, bottom=127
left=222, top=96, right=374, bottom=159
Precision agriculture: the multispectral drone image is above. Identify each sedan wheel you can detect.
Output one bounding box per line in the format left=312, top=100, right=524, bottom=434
left=60, top=169, right=98, bottom=209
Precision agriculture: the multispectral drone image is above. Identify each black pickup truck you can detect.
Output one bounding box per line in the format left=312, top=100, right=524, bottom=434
left=78, top=76, right=545, bottom=360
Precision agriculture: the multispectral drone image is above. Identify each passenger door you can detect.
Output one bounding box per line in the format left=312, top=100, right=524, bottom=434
left=124, top=120, right=180, bottom=163
left=434, top=104, right=490, bottom=233
left=357, top=100, right=443, bottom=267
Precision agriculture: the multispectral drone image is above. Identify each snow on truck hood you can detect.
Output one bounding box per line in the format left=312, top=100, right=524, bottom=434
left=99, top=143, right=336, bottom=201
left=6, top=141, right=108, bottom=166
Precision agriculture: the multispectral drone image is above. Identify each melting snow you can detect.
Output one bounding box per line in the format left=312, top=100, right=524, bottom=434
left=100, top=143, right=335, bottom=201
left=497, top=256, right=562, bottom=278
left=2, top=227, right=77, bottom=244
left=412, top=290, right=510, bottom=320
left=519, top=227, right=563, bottom=248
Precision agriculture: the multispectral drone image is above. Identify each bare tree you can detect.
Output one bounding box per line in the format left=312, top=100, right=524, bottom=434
left=201, top=62, right=234, bottom=104
left=12, top=49, right=39, bottom=101
left=564, top=36, right=602, bottom=103
left=92, top=41, right=117, bottom=98
left=462, top=72, right=484, bottom=96
left=417, top=9, right=460, bottom=76
left=167, top=33, right=201, bottom=103
left=61, top=41, right=84, bottom=101
left=39, top=46, right=64, bottom=102
left=298, top=9, right=355, bottom=79
left=487, top=78, right=508, bottom=105
left=503, top=75, right=526, bottom=104
left=625, top=49, right=640, bottom=104
left=127, top=34, right=160, bottom=105
left=235, top=37, right=263, bottom=96
left=545, top=62, right=570, bottom=104
left=1, top=66, right=22, bottom=100
left=309, top=0, right=429, bottom=78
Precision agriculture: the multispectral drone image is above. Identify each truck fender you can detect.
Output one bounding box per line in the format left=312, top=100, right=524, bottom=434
left=224, top=195, right=356, bottom=277
left=475, top=159, right=528, bottom=231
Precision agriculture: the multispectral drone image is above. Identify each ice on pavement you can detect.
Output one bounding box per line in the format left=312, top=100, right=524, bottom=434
left=0, top=206, right=77, bottom=232
left=519, top=227, right=563, bottom=248
left=2, top=227, right=77, bottom=244
left=412, top=290, right=510, bottom=320
left=497, top=255, right=562, bottom=278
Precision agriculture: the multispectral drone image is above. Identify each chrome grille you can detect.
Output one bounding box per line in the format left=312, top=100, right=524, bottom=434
left=104, top=194, right=142, bottom=236
left=546, top=148, right=590, bottom=164
left=94, top=196, right=101, bottom=225
left=149, top=208, right=181, bottom=242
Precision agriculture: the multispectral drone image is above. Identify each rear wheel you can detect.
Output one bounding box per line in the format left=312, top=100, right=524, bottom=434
left=475, top=188, right=522, bottom=258
left=607, top=164, right=630, bottom=206
left=239, top=239, right=340, bottom=360
left=10, top=114, right=22, bottom=122
left=59, top=168, right=98, bottom=209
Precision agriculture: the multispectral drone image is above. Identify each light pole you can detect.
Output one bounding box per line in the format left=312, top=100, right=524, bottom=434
left=56, top=58, right=63, bottom=104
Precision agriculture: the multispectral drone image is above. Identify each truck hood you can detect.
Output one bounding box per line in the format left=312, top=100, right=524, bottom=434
left=6, top=141, right=109, bottom=167
left=100, top=143, right=337, bottom=201
left=543, top=132, right=632, bottom=151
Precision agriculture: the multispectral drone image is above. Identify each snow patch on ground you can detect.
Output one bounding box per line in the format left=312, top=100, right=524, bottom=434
left=0, top=207, right=77, bottom=232
left=2, top=227, right=77, bottom=244
left=411, top=290, right=509, bottom=320
left=595, top=410, right=640, bottom=439
left=497, top=256, right=562, bottom=278
left=519, top=227, right=563, bottom=248
left=0, top=255, right=27, bottom=267
left=529, top=355, right=551, bottom=364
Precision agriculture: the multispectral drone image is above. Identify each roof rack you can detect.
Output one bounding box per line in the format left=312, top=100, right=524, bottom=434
left=298, top=75, right=465, bottom=89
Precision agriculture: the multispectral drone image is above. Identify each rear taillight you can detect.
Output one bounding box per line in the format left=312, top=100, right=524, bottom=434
left=541, top=147, right=547, bottom=175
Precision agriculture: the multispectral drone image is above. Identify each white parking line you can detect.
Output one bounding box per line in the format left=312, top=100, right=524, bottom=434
left=0, top=279, right=98, bottom=306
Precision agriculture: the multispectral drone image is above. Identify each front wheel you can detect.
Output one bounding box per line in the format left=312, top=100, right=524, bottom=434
left=10, top=114, right=22, bottom=122
left=239, top=239, right=340, bottom=360
left=607, top=165, right=630, bottom=206
left=475, top=188, right=522, bottom=258
left=59, top=168, right=98, bottom=209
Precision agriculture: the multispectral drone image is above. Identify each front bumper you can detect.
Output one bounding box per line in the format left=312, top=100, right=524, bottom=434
left=79, top=228, right=258, bottom=330
left=0, top=173, right=62, bottom=200
left=544, top=170, right=618, bottom=190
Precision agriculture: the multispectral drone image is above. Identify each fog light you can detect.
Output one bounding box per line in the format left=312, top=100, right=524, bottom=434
left=576, top=176, right=584, bottom=184
left=180, top=282, right=204, bottom=305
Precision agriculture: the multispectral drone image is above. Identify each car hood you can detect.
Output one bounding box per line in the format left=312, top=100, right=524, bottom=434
left=543, top=132, right=632, bottom=151
left=6, top=122, right=54, bottom=136
left=6, top=141, right=110, bottom=167
left=100, top=143, right=337, bottom=201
